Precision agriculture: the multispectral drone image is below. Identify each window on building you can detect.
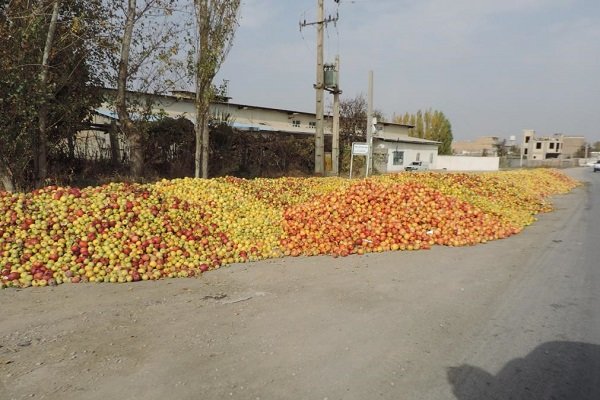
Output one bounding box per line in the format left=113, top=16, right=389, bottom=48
left=416, top=153, right=421, bottom=161
left=524, top=148, right=528, bottom=155
left=557, top=143, right=561, bottom=150
left=292, top=120, right=301, bottom=128
left=549, top=142, right=555, bottom=149
left=536, top=142, right=542, bottom=149
left=308, top=121, right=316, bottom=129
left=525, top=136, right=530, bottom=143
left=392, top=151, right=404, bottom=166
left=429, top=153, right=434, bottom=163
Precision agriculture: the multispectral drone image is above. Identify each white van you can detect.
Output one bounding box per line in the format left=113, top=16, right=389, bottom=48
left=404, top=161, right=429, bottom=171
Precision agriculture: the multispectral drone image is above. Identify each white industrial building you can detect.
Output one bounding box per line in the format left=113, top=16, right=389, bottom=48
left=77, top=88, right=441, bottom=173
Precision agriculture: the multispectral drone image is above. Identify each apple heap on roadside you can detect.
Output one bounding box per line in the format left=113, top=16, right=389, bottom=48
left=281, top=180, right=518, bottom=257
left=0, top=169, right=578, bottom=288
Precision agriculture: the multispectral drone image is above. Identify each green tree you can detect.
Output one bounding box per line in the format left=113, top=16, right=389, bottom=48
left=415, top=110, right=424, bottom=138
left=394, top=109, right=453, bottom=155
left=0, top=0, right=106, bottom=191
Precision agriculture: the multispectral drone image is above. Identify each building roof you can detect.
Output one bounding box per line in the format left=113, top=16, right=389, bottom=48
left=98, top=87, right=414, bottom=130
left=95, top=108, right=117, bottom=120
left=376, top=135, right=441, bottom=145
left=229, top=121, right=323, bottom=135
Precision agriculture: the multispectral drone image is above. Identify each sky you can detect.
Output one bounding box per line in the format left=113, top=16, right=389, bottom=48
left=214, top=0, right=600, bottom=143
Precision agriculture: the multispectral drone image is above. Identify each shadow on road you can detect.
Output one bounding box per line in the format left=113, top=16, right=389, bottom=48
left=448, top=341, right=600, bottom=400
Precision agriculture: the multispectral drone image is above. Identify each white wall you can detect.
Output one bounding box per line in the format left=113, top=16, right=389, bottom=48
left=101, top=94, right=329, bottom=135
left=374, top=142, right=438, bottom=173
left=377, top=125, right=411, bottom=140
left=436, top=156, right=499, bottom=171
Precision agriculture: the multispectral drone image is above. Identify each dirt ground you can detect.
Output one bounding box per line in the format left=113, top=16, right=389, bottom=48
left=1, top=168, right=598, bottom=400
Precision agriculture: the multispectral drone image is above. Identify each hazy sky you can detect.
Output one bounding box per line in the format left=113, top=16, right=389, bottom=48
left=215, top=0, right=600, bottom=142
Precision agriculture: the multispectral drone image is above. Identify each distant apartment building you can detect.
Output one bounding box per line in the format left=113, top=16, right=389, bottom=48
left=522, top=130, right=563, bottom=160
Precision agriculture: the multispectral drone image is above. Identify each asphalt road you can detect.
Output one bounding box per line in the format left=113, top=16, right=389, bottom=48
left=439, top=167, right=600, bottom=400
left=1, top=167, right=599, bottom=400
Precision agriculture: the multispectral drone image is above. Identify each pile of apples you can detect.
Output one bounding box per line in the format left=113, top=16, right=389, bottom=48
left=0, top=169, right=578, bottom=288
left=281, top=180, right=517, bottom=257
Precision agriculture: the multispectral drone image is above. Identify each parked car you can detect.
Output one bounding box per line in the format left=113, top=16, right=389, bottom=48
left=594, top=161, right=600, bottom=172
left=405, top=161, right=429, bottom=171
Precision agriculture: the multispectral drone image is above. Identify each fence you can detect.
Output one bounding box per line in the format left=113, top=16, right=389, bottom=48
left=505, top=158, right=580, bottom=169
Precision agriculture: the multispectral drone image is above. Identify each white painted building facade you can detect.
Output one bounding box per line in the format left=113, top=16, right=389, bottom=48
left=372, top=131, right=440, bottom=173
left=83, top=89, right=442, bottom=174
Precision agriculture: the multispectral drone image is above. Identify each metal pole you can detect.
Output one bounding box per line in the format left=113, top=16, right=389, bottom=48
left=366, top=70, right=373, bottom=177
left=314, top=0, right=325, bottom=175
left=349, top=153, right=353, bottom=179
left=332, top=55, right=340, bottom=176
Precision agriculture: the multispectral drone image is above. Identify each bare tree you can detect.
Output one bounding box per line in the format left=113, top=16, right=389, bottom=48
left=109, top=0, right=186, bottom=179
left=1, top=0, right=106, bottom=191
left=339, top=94, right=368, bottom=147
left=337, top=94, right=385, bottom=173
left=193, top=0, right=240, bottom=178
left=115, top=0, right=139, bottom=177
left=339, top=94, right=385, bottom=148
left=493, top=139, right=508, bottom=157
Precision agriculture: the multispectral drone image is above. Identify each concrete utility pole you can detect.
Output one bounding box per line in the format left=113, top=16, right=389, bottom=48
left=315, top=0, right=325, bottom=175
left=332, top=55, right=341, bottom=176
left=366, top=70, right=374, bottom=176
left=585, top=143, right=589, bottom=159
left=520, top=135, right=524, bottom=168
left=300, top=1, right=339, bottom=176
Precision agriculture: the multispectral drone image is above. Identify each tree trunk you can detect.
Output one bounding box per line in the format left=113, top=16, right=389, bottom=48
left=128, top=121, right=143, bottom=178
left=109, top=122, right=121, bottom=167
left=193, top=101, right=209, bottom=179
left=67, top=134, right=75, bottom=159
left=37, top=0, right=60, bottom=187
left=1, top=164, right=15, bottom=192
left=194, top=101, right=202, bottom=178
left=194, top=0, right=207, bottom=179
left=116, top=0, right=140, bottom=179
left=201, top=115, right=209, bottom=178
left=192, top=0, right=240, bottom=177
